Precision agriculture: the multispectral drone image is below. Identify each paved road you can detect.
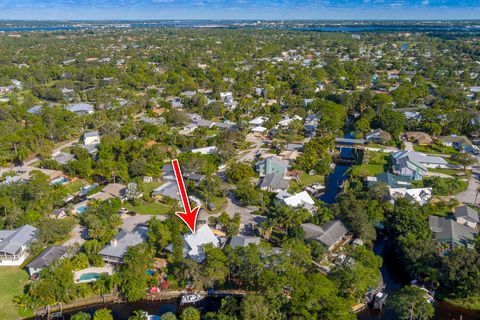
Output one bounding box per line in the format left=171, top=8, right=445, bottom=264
left=237, top=134, right=266, bottom=163
left=24, top=138, right=80, bottom=166
left=456, top=168, right=480, bottom=205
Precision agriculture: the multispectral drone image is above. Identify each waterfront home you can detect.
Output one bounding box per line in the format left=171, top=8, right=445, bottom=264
left=178, top=224, right=219, bottom=262
left=365, top=129, right=392, bottom=144
left=392, top=151, right=447, bottom=169
left=0, top=224, right=37, bottom=266
left=392, top=151, right=447, bottom=180
left=229, top=236, right=261, bottom=248
left=429, top=216, right=478, bottom=252
left=454, top=205, right=479, bottom=229
left=301, top=220, right=350, bottom=252
left=26, top=245, right=69, bottom=276
left=83, top=131, right=100, bottom=146
left=99, top=227, right=148, bottom=264
left=65, top=103, right=94, bottom=115
left=259, top=173, right=290, bottom=192
left=256, top=156, right=288, bottom=176
left=276, top=190, right=316, bottom=212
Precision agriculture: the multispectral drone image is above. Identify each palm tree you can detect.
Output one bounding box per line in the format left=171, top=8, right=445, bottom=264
left=128, top=310, right=147, bottom=320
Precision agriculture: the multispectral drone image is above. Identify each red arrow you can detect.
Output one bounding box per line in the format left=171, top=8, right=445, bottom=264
left=171, top=159, right=200, bottom=233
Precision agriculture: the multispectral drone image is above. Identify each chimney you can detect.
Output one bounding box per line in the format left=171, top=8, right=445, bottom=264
left=111, top=239, right=117, bottom=247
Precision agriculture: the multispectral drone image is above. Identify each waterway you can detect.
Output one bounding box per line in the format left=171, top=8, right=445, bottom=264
left=319, top=141, right=480, bottom=320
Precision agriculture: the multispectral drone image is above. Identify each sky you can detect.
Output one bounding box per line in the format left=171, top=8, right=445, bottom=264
left=0, top=0, right=479, bottom=20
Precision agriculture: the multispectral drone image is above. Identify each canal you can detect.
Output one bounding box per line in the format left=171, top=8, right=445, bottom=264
left=319, top=144, right=480, bottom=320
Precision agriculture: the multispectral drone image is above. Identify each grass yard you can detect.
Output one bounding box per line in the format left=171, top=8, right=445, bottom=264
left=204, top=196, right=228, bottom=214
left=350, top=151, right=390, bottom=177
left=125, top=201, right=171, bottom=215
left=413, top=144, right=458, bottom=155
left=0, top=267, right=31, bottom=319
left=142, top=181, right=163, bottom=195
left=289, top=173, right=324, bottom=193
left=64, top=178, right=88, bottom=194
left=429, top=168, right=471, bottom=178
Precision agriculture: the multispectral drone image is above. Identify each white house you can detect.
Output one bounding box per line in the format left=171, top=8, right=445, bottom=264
left=0, top=224, right=37, bottom=266
left=251, top=126, right=267, bottom=134
left=276, top=191, right=316, bottom=212
left=181, top=224, right=219, bottom=262
left=191, top=146, right=217, bottom=155
left=248, top=116, right=269, bottom=126
left=83, top=131, right=100, bottom=146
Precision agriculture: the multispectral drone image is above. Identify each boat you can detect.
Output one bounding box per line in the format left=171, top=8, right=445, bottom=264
left=141, top=312, right=160, bottom=320
left=180, top=292, right=205, bottom=305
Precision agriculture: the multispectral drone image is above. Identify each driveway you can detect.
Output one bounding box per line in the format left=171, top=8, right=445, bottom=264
left=63, top=224, right=87, bottom=246
left=121, top=214, right=159, bottom=231
left=456, top=168, right=480, bottom=205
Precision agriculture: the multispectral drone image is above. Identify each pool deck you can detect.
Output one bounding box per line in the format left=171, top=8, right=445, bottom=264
left=74, top=266, right=114, bottom=283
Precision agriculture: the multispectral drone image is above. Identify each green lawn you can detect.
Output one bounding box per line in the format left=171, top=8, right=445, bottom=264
left=413, top=144, right=458, bottom=155
left=204, top=196, right=228, bottom=214
left=0, top=267, right=31, bottom=319
left=125, top=201, right=171, bottom=215
left=64, top=179, right=88, bottom=194
left=289, top=173, right=324, bottom=193
left=350, top=151, right=390, bottom=177
left=142, top=181, right=163, bottom=195
left=429, top=168, right=471, bottom=178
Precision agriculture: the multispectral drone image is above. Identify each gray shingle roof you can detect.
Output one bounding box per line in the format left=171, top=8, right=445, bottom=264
left=26, top=245, right=68, bottom=269
left=429, top=216, right=478, bottom=247
left=260, top=173, right=290, bottom=190
left=0, top=224, right=37, bottom=255
left=454, top=205, right=480, bottom=224
left=99, top=227, right=147, bottom=259
left=229, top=236, right=260, bottom=248
left=301, top=220, right=348, bottom=249
left=151, top=181, right=181, bottom=201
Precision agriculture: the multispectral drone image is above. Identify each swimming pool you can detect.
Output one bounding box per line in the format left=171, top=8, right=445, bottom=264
left=51, top=176, right=70, bottom=186
left=146, top=270, right=156, bottom=276
left=79, top=273, right=101, bottom=281
left=76, top=206, right=88, bottom=214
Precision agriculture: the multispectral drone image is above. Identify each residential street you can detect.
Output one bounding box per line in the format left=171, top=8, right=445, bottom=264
left=455, top=168, right=480, bottom=205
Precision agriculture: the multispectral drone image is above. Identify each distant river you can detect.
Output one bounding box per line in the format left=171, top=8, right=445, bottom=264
left=1, top=22, right=480, bottom=33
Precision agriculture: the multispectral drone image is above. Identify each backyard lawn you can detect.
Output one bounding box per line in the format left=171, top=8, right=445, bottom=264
left=64, top=178, right=88, bottom=194
left=350, top=151, right=390, bottom=177
left=289, top=173, right=324, bottom=193
left=413, top=144, right=458, bottom=155
left=0, top=267, right=31, bottom=319
left=125, top=201, right=171, bottom=215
